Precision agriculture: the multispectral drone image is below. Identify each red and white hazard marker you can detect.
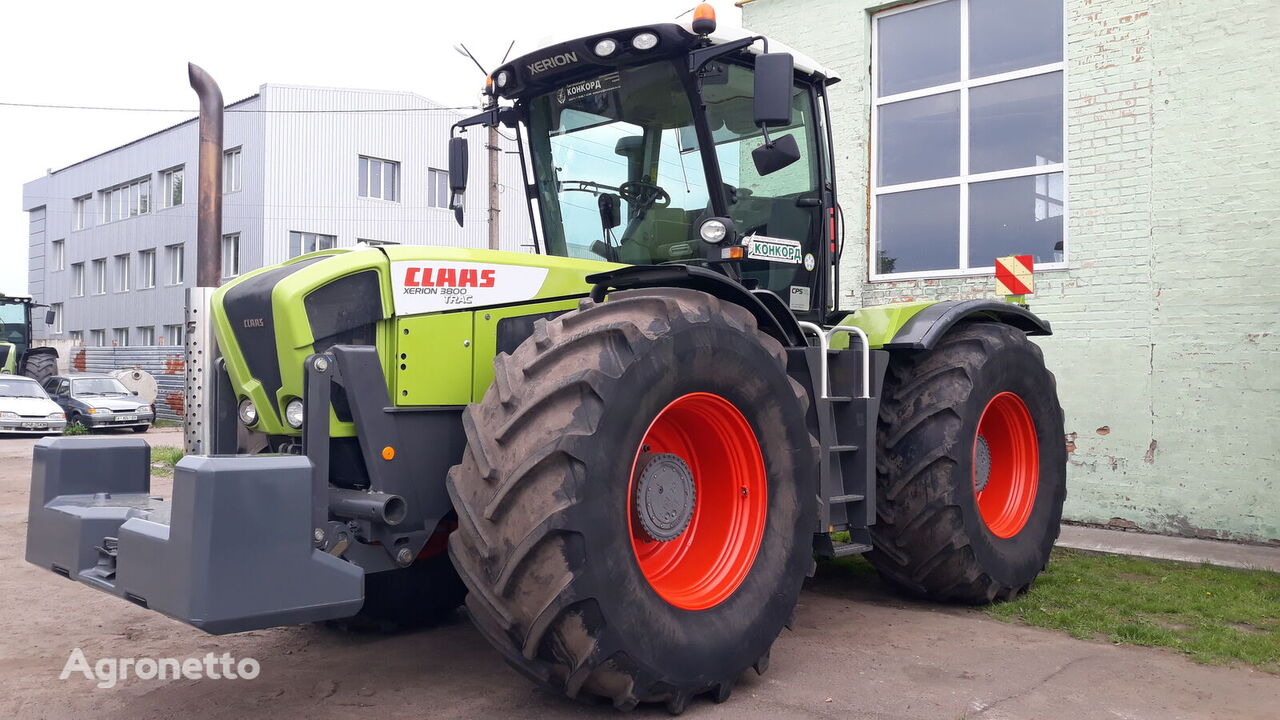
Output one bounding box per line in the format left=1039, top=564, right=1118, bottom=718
left=994, top=255, right=1034, bottom=296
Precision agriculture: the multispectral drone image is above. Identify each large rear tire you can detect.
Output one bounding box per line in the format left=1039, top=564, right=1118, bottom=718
left=866, top=322, right=1066, bottom=603
left=21, top=351, right=57, bottom=385
left=447, top=289, right=817, bottom=712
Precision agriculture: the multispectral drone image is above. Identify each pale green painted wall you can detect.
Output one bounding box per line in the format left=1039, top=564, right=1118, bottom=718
left=744, top=0, right=1280, bottom=542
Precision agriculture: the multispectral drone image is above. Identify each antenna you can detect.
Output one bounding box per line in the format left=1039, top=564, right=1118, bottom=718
left=499, top=40, right=516, bottom=65
left=453, top=44, right=489, bottom=76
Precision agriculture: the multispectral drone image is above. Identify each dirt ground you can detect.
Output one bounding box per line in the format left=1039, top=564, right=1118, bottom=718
left=1, top=430, right=1276, bottom=719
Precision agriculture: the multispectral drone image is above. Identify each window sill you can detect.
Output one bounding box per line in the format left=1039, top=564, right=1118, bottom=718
left=358, top=195, right=402, bottom=204
left=157, top=204, right=184, bottom=213
left=868, top=262, right=1071, bottom=283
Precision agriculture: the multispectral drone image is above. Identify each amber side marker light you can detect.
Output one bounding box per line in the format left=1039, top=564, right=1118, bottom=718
left=382, top=446, right=396, bottom=461
left=692, top=3, right=717, bottom=35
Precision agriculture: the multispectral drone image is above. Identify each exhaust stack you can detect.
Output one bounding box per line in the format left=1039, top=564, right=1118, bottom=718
left=188, top=63, right=223, bottom=286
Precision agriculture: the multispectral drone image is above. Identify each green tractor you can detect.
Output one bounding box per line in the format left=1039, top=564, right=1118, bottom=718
left=26, top=8, right=1065, bottom=713
left=0, top=294, right=59, bottom=383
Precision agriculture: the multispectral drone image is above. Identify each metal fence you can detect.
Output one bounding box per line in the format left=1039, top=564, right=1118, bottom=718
left=65, top=346, right=186, bottom=421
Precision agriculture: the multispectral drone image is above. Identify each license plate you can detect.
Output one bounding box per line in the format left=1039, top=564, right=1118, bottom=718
left=744, top=234, right=803, bottom=264
left=21, top=422, right=48, bottom=429
left=115, top=415, right=138, bottom=422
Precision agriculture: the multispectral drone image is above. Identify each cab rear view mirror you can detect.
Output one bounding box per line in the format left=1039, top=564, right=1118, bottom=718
left=448, top=136, right=469, bottom=227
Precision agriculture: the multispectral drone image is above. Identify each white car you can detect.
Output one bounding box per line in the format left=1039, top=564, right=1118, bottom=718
left=0, top=375, right=67, bottom=435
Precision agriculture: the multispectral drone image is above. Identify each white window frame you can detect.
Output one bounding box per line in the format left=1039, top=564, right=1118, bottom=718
left=288, top=231, right=337, bottom=258
left=114, top=253, right=130, bottom=292
left=70, top=330, right=83, bottom=345
left=90, top=329, right=106, bottom=347
left=113, top=327, right=129, bottom=347
left=164, top=324, right=185, bottom=347
left=136, top=326, right=155, bottom=346
left=869, top=0, right=1068, bottom=281
left=427, top=167, right=450, bottom=209
left=166, top=244, right=185, bottom=286
left=92, top=258, right=107, bottom=295
left=358, top=155, right=401, bottom=202
left=51, top=303, right=63, bottom=334
left=71, top=263, right=85, bottom=297
left=51, top=239, right=64, bottom=271
left=99, top=176, right=152, bottom=224
left=223, top=147, right=242, bottom=193
left=161, top=165, right=184, bottom=208
left=138, top=249, right=156, bottom=289
left=222, top=233, right=241, bottom=279
left=73, top=195, right=90, bottom=231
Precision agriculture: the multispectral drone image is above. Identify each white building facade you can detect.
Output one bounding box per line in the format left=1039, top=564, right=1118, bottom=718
left=23, top=84, right=531, bottom=346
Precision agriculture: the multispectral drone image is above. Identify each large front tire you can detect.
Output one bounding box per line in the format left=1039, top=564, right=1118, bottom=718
left=866, top=322, right=1066, bottom=603
left=447, top=289, right=817, bottom=712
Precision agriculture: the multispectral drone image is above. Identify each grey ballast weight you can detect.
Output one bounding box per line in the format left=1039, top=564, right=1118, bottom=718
left=26, top=437, right=363, bottom=634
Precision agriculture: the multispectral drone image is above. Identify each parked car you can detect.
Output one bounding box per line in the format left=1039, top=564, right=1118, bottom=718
left=0, top=375, right=66, bottom=435
left=43, top=374, right=155, bottom=433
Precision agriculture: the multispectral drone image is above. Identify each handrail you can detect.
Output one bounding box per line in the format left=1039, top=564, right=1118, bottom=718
left=796, top=321, right=871, bottom=400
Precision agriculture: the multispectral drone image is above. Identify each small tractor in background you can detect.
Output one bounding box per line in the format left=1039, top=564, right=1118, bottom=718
left=25, top=5, right=1066, bottom=713
left=0, top=294, right=59, bottom=383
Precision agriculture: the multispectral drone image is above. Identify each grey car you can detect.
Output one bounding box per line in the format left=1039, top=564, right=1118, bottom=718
left=43, top=374, right=155, bottom=433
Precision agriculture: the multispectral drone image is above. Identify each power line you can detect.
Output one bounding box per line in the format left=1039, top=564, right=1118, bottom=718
left=0, top=101, right=482, bottom=114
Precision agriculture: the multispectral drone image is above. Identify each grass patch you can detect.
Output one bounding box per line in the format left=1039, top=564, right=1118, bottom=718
left=987, top=548, right=1280, bottom=672
left=150, top=446, right=185, bottom=476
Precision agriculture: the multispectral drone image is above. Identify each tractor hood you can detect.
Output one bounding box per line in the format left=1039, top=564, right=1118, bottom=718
left=210, top=246, right=619, bottom=437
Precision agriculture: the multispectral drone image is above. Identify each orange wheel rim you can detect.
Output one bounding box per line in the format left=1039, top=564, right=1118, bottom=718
left=627, top=392, right=767, bottom=611
left=972, top=391, right=1039, bottom=538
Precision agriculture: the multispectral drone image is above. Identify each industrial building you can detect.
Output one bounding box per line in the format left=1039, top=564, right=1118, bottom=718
left=742, top=0, right=1278, bottom=542
left=22, top=84, right=531, bottom=347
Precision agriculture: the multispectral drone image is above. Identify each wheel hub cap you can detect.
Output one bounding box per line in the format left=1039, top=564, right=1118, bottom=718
left=633, top=453, right=696, bottom=542
left=974, top=435, right=992, bottom=492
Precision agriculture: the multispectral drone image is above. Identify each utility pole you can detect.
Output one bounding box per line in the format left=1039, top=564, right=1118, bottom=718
left=487, top=124, right=501, bottom=251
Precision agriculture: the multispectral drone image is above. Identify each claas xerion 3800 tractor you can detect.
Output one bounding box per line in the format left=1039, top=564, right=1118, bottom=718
left=26, top=6, right=1066, bottom=712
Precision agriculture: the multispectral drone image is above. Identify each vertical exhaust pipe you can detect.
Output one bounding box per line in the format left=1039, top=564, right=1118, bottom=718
left=184, top=63, right=224, bottom=455
left=188, top=63, right=223, bottom=286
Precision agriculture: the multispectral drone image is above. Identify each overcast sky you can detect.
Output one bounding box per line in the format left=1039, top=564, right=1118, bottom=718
left=0, top=0, right=743, bottom=296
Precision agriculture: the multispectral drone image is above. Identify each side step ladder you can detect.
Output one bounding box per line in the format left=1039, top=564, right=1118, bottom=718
left=796, top=322, right=888, bottom=560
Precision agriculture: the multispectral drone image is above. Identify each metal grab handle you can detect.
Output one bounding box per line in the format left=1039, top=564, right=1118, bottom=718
left=796, top=321, right=871, bottom=400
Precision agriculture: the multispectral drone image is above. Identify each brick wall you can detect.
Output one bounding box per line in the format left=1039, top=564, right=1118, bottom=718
left=745, top=0, right=1280, bottom=542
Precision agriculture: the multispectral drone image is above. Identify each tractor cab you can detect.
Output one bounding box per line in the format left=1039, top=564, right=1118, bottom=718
left=450, top=11, right=842, bottom=321
left=0, top=295, right=58, bottom=380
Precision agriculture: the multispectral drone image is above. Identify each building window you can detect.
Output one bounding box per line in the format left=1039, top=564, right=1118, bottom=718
left=166, top=244, right=185, bottom=285
left=222, top=233, right=240, bottom=278
left=359, top=156, right=400, bottom=201
left=113, top=328, right=129, bottom=347
left=223, top=147, right=242, bottom=193
left=71, top=263, right=85, bottom=297
left=70, top=330, right=83, bottom=345
left=162, top=166, right=184, bottom=208
left=90, top=329, right=106, bottom=347
left=51, top=303, right=63, bottom=334
left=92, top=258, right=107, bottom=295
left=136, top=326, right=155, bottom=345
left=871, top=0, right=1064, bottom=279
left=51, top=240, right=64, bottom=271
left=114, top=253, right=130, bottom=292
left=428, top=168, right=450, bottom=209
left=73, top=195, right=90, bottom=231
left=138, top=249, right=156, bottom=289
left=100, top=176, right=151, bottom=223
left=289, top=231, right=336, bottom=258
left=164, top=324, right=185, bottom=347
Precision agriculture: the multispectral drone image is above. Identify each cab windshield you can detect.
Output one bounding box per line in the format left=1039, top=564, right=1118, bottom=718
left=526, top=58, right=823, bottom=301
left=0, top=302, right=30, bottom=350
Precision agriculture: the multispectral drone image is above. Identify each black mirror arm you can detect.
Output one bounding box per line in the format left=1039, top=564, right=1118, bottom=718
left=688, top=35, right=768, bottom=74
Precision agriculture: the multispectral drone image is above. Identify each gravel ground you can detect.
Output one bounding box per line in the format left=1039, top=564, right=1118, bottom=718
left=1, top=430, right=1275, bottom=719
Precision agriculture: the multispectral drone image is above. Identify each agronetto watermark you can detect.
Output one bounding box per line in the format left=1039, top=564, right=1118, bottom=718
left=59, top=648, right=260, bottom=689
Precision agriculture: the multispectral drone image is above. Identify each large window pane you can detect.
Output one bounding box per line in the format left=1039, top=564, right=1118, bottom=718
left=878, top=91, right=960, bottom=186
left=970, top=0, right=1063, bottom=78
left=970, top=72, right=1062, bottom=173
left=969, top=173, right=1064, bottom=267
left=877, top=186, right=960, bottom=274
left=877, top=0, right=960, bottom=96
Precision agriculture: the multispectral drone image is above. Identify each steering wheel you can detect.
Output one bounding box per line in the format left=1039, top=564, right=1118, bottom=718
left=619, top=180, right=671, bottom=210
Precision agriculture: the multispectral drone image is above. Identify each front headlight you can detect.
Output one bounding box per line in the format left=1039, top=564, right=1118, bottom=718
left=0, top=411, right=17, bottom=420
left=87, top=407, right=108, bottom=414
left=48, top=412, right=65, bottom=420
left=238, top=398, right=258, bottom=426
left=285, top=399, right=305, bottom=429
left=631, top=32, right=659, bottom=51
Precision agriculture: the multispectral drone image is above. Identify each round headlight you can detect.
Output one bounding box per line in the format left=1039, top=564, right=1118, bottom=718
left=494, top=70, right=510, bottom=88
left=285, top=399, right=305, bottom=429
left=238, top=398, right=258, bottom=426
left=593, top=38, right=618, bottom=57
left=699, top=218, right=729, bottom=244
left=632, top=32, right=659, bottom=51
